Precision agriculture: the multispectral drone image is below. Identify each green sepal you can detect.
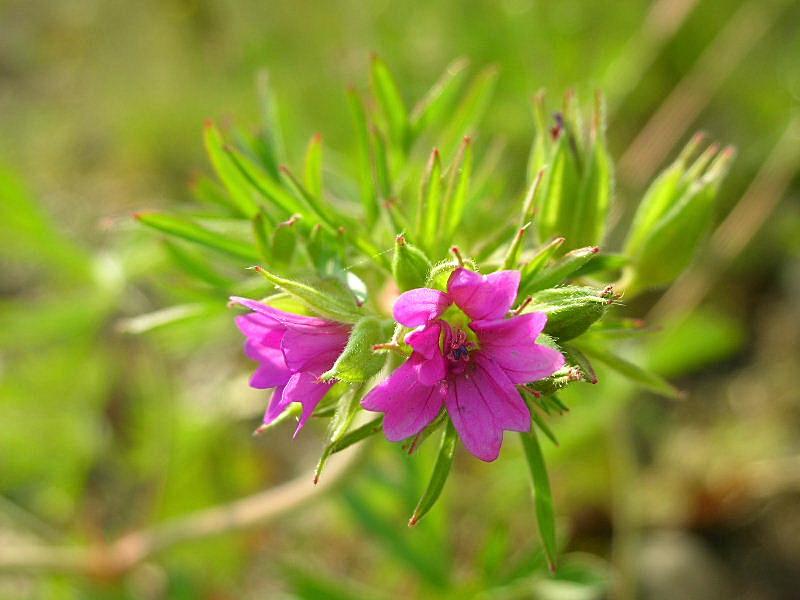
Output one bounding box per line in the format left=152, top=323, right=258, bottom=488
left=392, top=234, right=433, bottom=291
left=321, top=316, right=387, bottom=383
left=253, top=266, right=362, bottom=323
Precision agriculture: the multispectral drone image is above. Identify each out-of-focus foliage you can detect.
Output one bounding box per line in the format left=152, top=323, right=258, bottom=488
left=1, top=0, right=799, bottom=598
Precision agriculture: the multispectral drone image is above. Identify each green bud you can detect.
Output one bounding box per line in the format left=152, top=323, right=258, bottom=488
left=392, top=234, right=432, bottom=291
left=321, top=316, right=387, bottom=382
left=531, top=91, right=613, bottom=252
left=526, top=365, right=584, bottom=396
left=529, top=285, right=615, bottom=341
left=624, top=137, right=734, bottom=294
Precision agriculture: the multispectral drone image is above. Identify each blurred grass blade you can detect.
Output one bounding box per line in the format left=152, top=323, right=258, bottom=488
left=189, top=173, right=240, bottom=215
left=304, top=133, right=324, bottom=200
left=135, top=212, right=260, bottom=262
left=409, top=420, right=457, bottom=526
left=519, top=428, right=558, bottom=573
left=410, top=58, right=469, bottom=139
left=370, top=55, right=409, bottom=151
left=163, top=240, right=232, bottom=288
left=255, top=69, right=285, bottom=179
left=203, top=121, right=261, bottom=218
left=441, top=65, right=499, bottom=157
left=348, top=88, right=379, bottom=225
left=579, top=343, right=682, bottom=399
left=117, top=303, right=214, bottom=334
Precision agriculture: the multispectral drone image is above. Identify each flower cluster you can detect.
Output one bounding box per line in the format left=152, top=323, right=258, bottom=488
left=233, top=266, right=563, bottom=461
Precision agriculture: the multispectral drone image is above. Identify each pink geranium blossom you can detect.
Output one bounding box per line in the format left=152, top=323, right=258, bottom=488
left=231, top=297, right=350, bottom=435
left=362, top=268, right=564, bottom=461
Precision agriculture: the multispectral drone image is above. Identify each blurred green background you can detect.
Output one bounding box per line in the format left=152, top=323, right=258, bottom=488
left=1, top=0, right=799, bottom=598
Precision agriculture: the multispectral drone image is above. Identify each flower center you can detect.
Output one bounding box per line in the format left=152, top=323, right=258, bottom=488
left=446, top=328, right=474, bottom=363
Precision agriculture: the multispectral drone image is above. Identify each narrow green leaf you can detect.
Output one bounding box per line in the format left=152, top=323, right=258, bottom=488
left=271, top=215, right=299, bottom=266
left=444, top=137, right=473, bottom=238
left=304, top=133, right=324, bottom=200
left=223, top=143, right=307, bottom=218
left=519, top=428, right=558, bottom=573
left=203, top=121, right=260, bottom=218
left=501, top=223, right=530, bottom=271
left=417, top=148, right=443, bottom=250
left=370, top=56, right=409, bottom=150
left=253, top=266, right=362, bottom=323
left=520, top=237, right=565, bottom=282
left=409, top=420, right=457, bottom=526
left=321, top=317, right=387, bottom=383
left=135, top=212, right=260, bottom=262
left=314, top=416, right=383, bottom=483
left=520, top=246, right=599, bottom=296
left=579, top=343, right=682, bottom=400
left=279, top=165, right=337, bottom=228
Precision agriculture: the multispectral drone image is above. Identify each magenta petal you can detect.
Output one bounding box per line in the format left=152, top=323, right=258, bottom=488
left=246, top=344, right=292, bottom=388
left=445, top=372, right=504, bottom=462
left=472, top=355, right=532, bottom=432
left=361, top=359, right=444, bottom=441
left=230, top=296, right=347, bottom=334
left=281, top=328, right=349, bottom=373
left=470, top=313, right=564, bottom=383
left=447, top=269, right=520, bottom=321
left=235, top=314, right=284, bottom=347
left=445, top=356, right=531, bottom=462
left=393, top=288, right=452, bottom=327
left=281, top=372, right=334, bottom=437
left=405, top=322, right=442, bottom=358
left=263, top=385, right=291, bottom=424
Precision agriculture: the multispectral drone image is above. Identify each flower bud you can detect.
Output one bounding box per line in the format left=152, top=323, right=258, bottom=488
left=321, top=316, right=388, bottom=382
left=623, top=136, right=734, bottom=293
left=392, top=234, right=432, bottom=291
left=528, top=285, right=616, bottom=341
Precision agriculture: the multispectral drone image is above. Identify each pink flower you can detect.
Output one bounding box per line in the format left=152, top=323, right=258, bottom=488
left=231, top=296, right=350, bottom=436
left=362, top=268, right=564, bottom=461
